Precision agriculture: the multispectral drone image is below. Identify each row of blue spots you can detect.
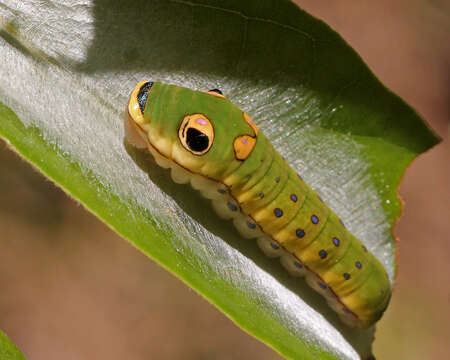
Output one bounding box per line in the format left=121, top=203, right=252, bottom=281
left=294, top=214, right=320, bottom=239
left=270, top=177, right=319, bottom=228
left=341, top=262, right=362, bottom=281
left=273, top=195, right=301, bottom=217
left=309, top=227, right=365, bottom=281
left=267, top=176, right=305, bottom=271
left=219, top=179, right=370, bottom=291
left=316, top=246, right=363, bottom=278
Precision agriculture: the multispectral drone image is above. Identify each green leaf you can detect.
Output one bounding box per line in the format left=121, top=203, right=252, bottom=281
left=0, top=330, right=26, bottom=360
left=0, top=1, right=439, bottom=359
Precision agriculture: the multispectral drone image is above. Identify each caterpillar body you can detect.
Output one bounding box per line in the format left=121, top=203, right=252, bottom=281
left=125, top=81, right=391, bottom=328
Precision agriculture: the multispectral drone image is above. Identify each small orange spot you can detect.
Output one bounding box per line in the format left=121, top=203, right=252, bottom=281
left=234, top=135, right=256, bottom=160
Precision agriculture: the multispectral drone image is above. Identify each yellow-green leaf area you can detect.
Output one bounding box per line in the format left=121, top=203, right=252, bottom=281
left=0, top=330, right=26, bottom=360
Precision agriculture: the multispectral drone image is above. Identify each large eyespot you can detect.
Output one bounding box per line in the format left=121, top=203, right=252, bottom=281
left=206, top=88, right=225, bottom=99
left=179, top=114, right=214, bottom=155
left=127, top=81, right=153, bottom=126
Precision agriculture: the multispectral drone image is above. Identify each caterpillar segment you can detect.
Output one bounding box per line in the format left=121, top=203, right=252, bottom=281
left=125, top=81, right=391, bottom=328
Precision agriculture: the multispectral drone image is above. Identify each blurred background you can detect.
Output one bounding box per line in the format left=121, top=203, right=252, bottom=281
left=0, top=1, right=448, bottom=359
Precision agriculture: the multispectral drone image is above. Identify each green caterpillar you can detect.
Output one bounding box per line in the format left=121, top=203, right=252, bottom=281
left=125, top=81, right=391, bottom=328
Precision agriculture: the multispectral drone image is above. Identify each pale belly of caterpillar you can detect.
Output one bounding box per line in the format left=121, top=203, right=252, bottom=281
left=126, top=117, right=390, bottom=328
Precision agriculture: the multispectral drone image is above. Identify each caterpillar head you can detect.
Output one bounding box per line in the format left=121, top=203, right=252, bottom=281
left=125, top=81, right=258, bottom=179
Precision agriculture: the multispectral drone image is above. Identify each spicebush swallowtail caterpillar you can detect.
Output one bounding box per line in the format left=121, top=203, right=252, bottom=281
left=125, top=81, right=391, bottom=328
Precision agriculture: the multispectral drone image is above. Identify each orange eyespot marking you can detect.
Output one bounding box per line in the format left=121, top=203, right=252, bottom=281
left=243, top=112, right=258, bottom=136
left=233, top=135, right=256, bottom=160
left=206, top=90, right=226, bottom=99
left=179, top=114, right=214, bottom=155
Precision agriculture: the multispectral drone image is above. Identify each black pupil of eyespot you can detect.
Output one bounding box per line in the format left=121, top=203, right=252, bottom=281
left=186, top=128, right=209, bottom=152
left=137, top=82, right=153, bottom=114
left=209, top=88, right=223, bottom=95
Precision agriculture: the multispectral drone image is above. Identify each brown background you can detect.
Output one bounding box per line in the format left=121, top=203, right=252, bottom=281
left=0, top=1, right=449, bottom=359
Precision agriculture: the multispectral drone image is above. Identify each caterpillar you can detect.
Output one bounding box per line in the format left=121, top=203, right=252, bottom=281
left=125, top=81, right=391, bottom=328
